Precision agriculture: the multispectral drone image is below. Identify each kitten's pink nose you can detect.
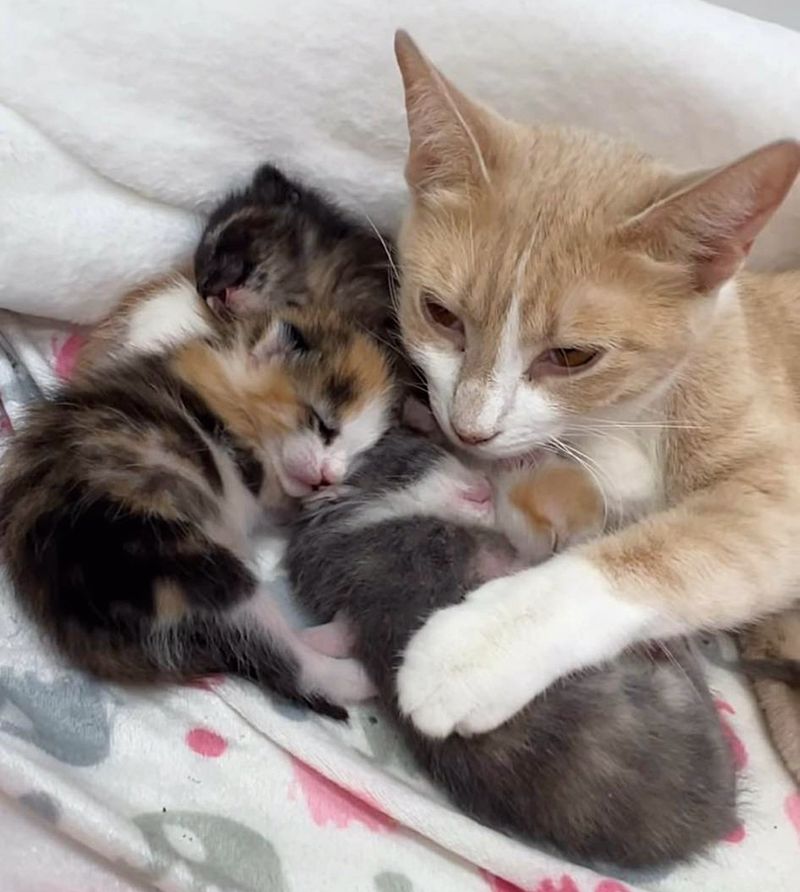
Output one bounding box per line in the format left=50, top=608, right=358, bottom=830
left=451, top=422, right=498, bottom=446
left=316, top=460, right=343, bottom=488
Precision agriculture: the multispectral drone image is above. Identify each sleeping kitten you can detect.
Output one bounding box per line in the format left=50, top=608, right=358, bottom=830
left=390, top=32, right=800, bottom=739
left=194, top=162, right=425, bottom=400
left=195, top=164, right=396, bottom=334
left=0, top=283, right=394, bottom=718
left=286, top=429, right=736, bottom=868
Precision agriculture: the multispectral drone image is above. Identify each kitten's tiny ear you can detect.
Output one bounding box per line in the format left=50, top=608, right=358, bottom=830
left=394, top=30, right=503, bottom=197
left=251, top=164, right=301, bottom=206
left=621, top=140, right=800, bottom=293
left=252, top=320, right=309, bottom=363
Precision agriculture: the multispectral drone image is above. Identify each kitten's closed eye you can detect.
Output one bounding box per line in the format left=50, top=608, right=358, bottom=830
left=310, top=408, right=338, bottom=445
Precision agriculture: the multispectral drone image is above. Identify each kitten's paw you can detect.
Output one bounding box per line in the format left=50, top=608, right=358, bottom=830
left=302, top=653, right=377, bottom=705
left=397, top=555, right=656, bottom=738
left=300, top=613, right=358, bottom=658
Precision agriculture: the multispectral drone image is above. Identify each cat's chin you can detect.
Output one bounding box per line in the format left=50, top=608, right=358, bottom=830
left=494, top=448, right=549, bottom=471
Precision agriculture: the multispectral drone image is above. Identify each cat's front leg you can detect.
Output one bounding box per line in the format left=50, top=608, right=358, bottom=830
left=397, top=464, right=800, bottom=737
left=396, top=554, right=660, bottom=737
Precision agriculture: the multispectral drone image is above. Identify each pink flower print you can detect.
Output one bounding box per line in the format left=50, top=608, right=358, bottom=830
left=481, top=869, right=531, bottom=891
left=786, top=791, right=800, bottom=843
left=185, top=727, right=228, bottom=758
left=289, top=756, right=395, bottom=832
left=534, top=877, right=580, bottom=892
left=714, top=698, right=748, bottom=771
left=724, top=823, right=746, bottom=844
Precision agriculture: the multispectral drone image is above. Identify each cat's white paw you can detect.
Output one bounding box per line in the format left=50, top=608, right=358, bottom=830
left=397, top=554, right=657, bottom=738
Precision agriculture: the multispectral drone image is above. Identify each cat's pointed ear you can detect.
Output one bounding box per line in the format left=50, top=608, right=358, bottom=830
left=394, top=30, right=503, bottom=196
left=251, top=320, right=309, bottom=364
left=621, top=140, right=800, bottom=293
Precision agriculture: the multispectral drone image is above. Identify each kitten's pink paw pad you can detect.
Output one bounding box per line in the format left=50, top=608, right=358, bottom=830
left=301, top=616, right=358, bottom=658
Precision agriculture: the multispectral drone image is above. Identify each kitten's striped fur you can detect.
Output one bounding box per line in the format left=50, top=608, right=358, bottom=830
left=0, top=292, right=393, bottom=717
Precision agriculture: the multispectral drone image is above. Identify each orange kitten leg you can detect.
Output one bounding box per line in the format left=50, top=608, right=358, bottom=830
left=495, top=459, right=605, bottom=562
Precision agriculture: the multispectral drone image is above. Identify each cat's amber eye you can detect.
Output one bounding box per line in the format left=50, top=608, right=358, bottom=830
left=530, top=346, right=603, bottom=378
left=548, top=347, right=599, bottom=369
left=421, top=293, right=465, bottom=347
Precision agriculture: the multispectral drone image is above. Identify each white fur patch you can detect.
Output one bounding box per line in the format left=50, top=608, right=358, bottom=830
left=338, top=396, right=391, bottom=468
left=276, top=396, right=391, bottom=497
left=571, top=424, right=663, bottom=523
left=396, top=553, right=666, bottom=737
left=350, top=455, right=494, bottom=530
left=127, top=279, right=212, bottom=353
left=409, top=343, right=461, bottom=442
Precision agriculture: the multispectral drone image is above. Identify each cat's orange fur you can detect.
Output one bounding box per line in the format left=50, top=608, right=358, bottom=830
left=502, top=461, right=605, bottom=559
left=391, top=32, right=800, bottom=739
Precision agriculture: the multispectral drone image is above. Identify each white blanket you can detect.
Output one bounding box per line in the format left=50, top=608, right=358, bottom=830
left=1, top=2, right=799, bottom=890
left=2, top=0, right=800, bottom=323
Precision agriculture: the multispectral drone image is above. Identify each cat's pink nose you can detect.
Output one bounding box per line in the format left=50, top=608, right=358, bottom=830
left=451, top=422, right=498, bottom=446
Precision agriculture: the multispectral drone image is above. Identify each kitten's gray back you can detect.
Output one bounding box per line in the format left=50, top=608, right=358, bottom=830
left=287, top=429, right=737, bottom=869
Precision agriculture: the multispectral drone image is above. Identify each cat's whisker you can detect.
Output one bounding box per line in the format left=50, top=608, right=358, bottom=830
left=549, top=437, right=611, bottom=528
left=653, top=642, right=706, bottom=706
left=358, top=209, right=399, bottom=280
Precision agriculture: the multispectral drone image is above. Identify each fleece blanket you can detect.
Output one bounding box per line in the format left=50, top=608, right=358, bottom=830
left=2, top=0, right=800, bottom=324
left=0, top=316, right=798, bottom=892
left=1, top=0, right=799, bottom=889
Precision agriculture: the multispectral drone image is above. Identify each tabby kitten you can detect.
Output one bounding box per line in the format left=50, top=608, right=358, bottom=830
left=390, top=32, right=800, bottom=739
left=0, top=280, right=394, bottom=717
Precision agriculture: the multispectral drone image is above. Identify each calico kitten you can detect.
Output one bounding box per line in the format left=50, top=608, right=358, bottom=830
left=389, top=32, right=800, bottom=741
left=195, top=163, right=396, bottom=335
left=286, top=429, right=737, bottom=867
left=194, top=162, right=425, bottom=400
left=0, top=284, right=394, bottom=717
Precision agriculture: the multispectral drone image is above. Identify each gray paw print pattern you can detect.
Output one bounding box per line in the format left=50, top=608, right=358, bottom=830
left=0, top=668, right=111, bottom=766
left=135, top=811, right=287, bottom=892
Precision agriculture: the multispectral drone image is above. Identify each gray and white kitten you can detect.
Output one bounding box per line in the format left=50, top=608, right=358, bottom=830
left=286, top=429, right=737, bottom=869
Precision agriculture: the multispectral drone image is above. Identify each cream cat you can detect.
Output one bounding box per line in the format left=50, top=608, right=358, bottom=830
left=392, top=31, right=800, bottom=738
